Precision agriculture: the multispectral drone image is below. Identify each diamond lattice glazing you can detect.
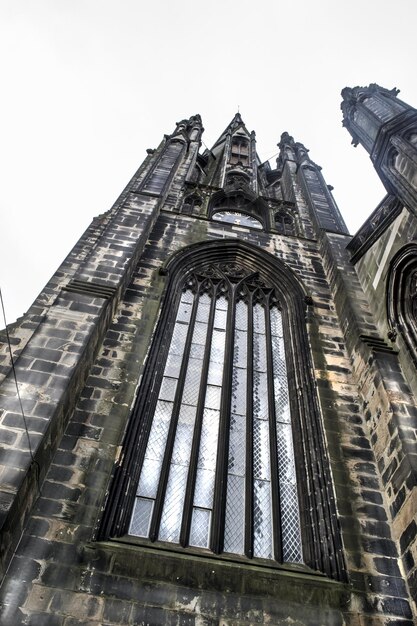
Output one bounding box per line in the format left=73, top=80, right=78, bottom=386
left=253, top=418, right=271, bottom=481
left=224, top=474, right=245, bottom=555
left=145, top=400, right=172, bottom=461
left=279, top=481, right=303, bottom=563
left=129, top=497, right=153, bottom=537
left=253, top=478, right=273, bottom=559
left=189, top=508, right=210, bottom=548
left=158, top=463, right=188, bottom=543
left=137, top=458, right=162, bottom=498
left=193, top=468, right=215, bottom=508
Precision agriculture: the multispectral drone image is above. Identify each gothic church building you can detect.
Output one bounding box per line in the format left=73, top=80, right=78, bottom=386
left=1, top=84, right=417, bottom=624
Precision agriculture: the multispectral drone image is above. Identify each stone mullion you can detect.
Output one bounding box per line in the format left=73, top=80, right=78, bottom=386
left=244, top=290, right=254, bottom=558
left=210, top=281, right=235, bottom=554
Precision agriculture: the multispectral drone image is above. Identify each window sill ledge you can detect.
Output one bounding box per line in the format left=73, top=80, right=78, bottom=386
left=86, top=538, right=349, bottom=607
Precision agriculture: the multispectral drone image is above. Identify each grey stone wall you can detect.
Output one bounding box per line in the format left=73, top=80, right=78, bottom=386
left=0, top=209, right=414, bottom=624
left=1, top=108, right=417, bottom=624
left=322, top=224, right=417, bottom=615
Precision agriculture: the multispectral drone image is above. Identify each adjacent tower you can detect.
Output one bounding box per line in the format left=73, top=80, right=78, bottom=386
left=342, top=83, right=417, bottom=213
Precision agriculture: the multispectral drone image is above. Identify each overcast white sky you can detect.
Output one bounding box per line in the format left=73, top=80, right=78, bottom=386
left=1, top=0, right=417, bottom=324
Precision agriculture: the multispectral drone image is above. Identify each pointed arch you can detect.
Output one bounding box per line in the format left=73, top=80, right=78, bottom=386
left=387, top=243, right=417, bottom=365
left=99, top=240, right=345, bottom=581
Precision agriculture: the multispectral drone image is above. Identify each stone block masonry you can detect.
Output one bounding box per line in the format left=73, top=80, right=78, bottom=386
left=1, top=103, right=417, bottom=624
left=0, top=212, right=414, bottom=624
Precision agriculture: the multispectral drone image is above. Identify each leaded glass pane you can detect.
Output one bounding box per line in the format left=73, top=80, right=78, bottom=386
left=189, top=343, right=205, bottom=359
left=207, top=361, right=223, bottom=386
left=231, top=367, right=246, bottom=416
left=182, top=358, right=204, bottom=406
left=137, top=458, right=162, bottom=498
left=178, top=403, right=197, bottom=425
left=170, top=322, right=189, bottom=356
left=216, top=295, right=228, bottom=310
left=145, top=400, right=172, bottom=461
left=171, top=422, right=195, bottom=465
left=177, top=301, right=193, bottom=323
left=193, top=321, right=209, bottom=345
left=253, top=479, right=273, bottom=559
left=280, top=482, right=303, bottom=563
left=189, top=507, right=210, bottom=548
left=214, top=307, right=227, bottom=329
left=130, top=497, right=153, bottom=537
left=164, top=354, right=183, bottom=378
left=205, top=385, right=222, bottom=410
left=276, top=423, right=297, bottom=484
left=224, top=295, right=247, bottom=557
left=181, top=289, right=194, bottom=304
left=196, top=302, right=211, bottom=322
left=224, top=474, right=245, bottom=555
left=271, top=306, right=302, bottom=563
left=228, top=413, right=246, bottom=475
left=276, top=422, right=302, bottom=562
left=197, top=408, right=220, bottom=470
left=233, top=330, right=247, bottom=367
left=235, top=299, right=248, bottom=331
left=194, top=468, right=215, bottom=508
left=210, top=329, right=226, bottom=363
left=253, top=371, right=268, bottom=420
left=253, top=302, right=266, bottom=334
left=198, top=292, right=211, bottom=307
left=158, top=463, right=188, bottom=543
left=253, top=334, right=267, bottom=373
left=270, top=306, right=283, bottom=337
left=158, top=376, right=178, bottom=402
left=253, top=418, right=271, bottom=481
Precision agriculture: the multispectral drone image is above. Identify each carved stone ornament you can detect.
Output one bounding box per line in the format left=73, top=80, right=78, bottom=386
left=387, top=327, right=398, bottom=342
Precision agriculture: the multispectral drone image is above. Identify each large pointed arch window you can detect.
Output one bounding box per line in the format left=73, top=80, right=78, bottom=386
left=99, top=242, right=345, bottom=581
left=129, top=263, right=302, bottom=562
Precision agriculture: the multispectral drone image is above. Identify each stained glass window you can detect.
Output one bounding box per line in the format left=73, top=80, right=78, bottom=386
left=129, top=263, right=302, bottom=564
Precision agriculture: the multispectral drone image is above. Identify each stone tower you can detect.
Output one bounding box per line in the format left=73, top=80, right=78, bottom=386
left=0, top=90, right=416, bottom=624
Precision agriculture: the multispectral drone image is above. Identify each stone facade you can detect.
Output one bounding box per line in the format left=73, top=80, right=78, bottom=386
left=0, top=90, right=417, bottom=624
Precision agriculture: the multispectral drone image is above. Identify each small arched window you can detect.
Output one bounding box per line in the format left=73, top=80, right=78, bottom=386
left=230, top=138, right=249, bottom=166
left=182, top=194, right=202, bottom=215
left=275, top=210, right=295, bottom=236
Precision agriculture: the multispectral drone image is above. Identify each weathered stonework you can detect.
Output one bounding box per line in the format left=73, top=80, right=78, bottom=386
left=1, top=98, right=417, bottom=624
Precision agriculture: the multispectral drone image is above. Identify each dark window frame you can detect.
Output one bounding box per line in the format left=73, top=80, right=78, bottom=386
left=98, top=240, right=345, bottom=581
left=387, top=243, right=417, bottom=366
left=181, top=193, right=202, bottom=215
left=230, top=137, right=250, bottom=166
left=274, top=210, right=296, bottom=236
